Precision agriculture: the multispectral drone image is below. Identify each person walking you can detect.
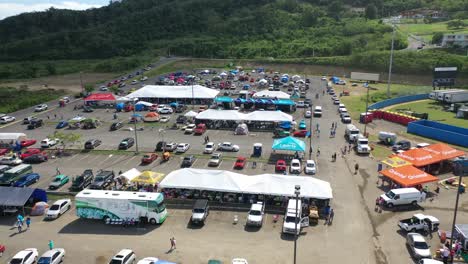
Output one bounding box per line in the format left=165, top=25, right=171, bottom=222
left=206, top=135, right=210, bottom=142
left=48, top=240, right=54, bottom=250
left=348, top=144, right=352, bottom=153
left=354, top=163, right=359, bottom=174
left=26, top=217, right=31, bottom=229
left=17, top=221, right=22, bottom=233
left=170, top=237, right=176, bottom=250
left=423, top=222, right=430, bottom=237
left=317, top=147, right=320, bottom=157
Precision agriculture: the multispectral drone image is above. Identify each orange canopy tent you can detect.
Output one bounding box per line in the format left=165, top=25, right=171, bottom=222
left=396, top=148, right=443, bottom=167
left=380, top=165, right=439, bottom=187
left=422, top=143, right=465, bottom=160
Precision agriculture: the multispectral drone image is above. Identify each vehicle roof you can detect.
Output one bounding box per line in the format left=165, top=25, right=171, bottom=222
left=250, top=202, right=263, bottom=211
left=306, top=160, right=315, bottom=164
left=391, top=188, right=419, bottom=194
left=14, top=248, right=37, bottom=258
left=194, top=199, right=208, bottom=208
left=53, top=199, right=71, bottom=205
left=413, top=213, right=439, bottom=222
left=408, top=233, right=426, bottom=242
left=76, top=190, right=163, bottom=201
left=113, top=249, right=133, bottom=259
left=291, top=159, right=300, bottom=163
left=287, top=199, right=301, bottom=209
left=40, top=249, right=64, bottom=258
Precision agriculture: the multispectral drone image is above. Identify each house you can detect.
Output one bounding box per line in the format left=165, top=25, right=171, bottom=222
left=400, top=9, right=447, bottom=19
left=442, top=34, right=468, bottom=48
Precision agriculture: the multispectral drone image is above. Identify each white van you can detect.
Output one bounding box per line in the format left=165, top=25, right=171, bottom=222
left=313, top=106, right=322, bottom=117
left=380, top=188, right=426, bottom=208
left=282, top=199, right=309, bottom=235
left=345, top=124, right=360, bottom=142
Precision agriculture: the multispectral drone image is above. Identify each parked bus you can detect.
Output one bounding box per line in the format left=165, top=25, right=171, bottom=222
left=75, top=190, right=167, bottom=225
left=0, top=164, right=33, bottom=186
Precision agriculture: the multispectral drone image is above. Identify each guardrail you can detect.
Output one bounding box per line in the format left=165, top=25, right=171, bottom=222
left=368, top=93, right=429, bottom=110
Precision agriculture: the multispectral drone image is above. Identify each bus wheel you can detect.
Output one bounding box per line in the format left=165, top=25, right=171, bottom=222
left=150, top=218, right=157, bottom=225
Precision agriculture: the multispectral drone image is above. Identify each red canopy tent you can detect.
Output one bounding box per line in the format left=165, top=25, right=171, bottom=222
left=84, top=93, right=116, bottom=102
left=380, top=165, right=439, bottom=187
left=422, top=143, right=465, bottom=160
left=396, top=148, right=443, bottom=167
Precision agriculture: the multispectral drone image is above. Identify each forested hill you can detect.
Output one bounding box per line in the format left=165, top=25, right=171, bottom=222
left=0, top=0, right=465, bottom=61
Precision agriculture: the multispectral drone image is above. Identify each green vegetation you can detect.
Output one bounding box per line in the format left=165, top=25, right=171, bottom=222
left=371, top=144, right=393, bottom=159
left=0, top=87, right=65, bottom=113
left=398, top=19, right=468, bottom=42
left=388, top=99, right=468, bottom=127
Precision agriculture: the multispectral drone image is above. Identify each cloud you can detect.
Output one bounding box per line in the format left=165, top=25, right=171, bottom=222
left=0, top=1, right=103, bottom=20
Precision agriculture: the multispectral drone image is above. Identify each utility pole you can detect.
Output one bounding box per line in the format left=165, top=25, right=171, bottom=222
left=293, top=185, right=301, bottom=264
left=386, top=23, right=396, bottom=98
left=363, top=82, right=370, bottom=136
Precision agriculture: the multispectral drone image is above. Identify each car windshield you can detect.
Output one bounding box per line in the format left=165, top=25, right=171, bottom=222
left=193, top=208, right=205, bottom=213
left=211, top=155, right=219, bottom=159
left=206, top=144, right=213, bottom=148
left=285, top=216, right=299, bottom=223
left=307, top=163, right=315, bottom=168
left=414, top=241, right=429, bottom=249
left=386, top=191, right=396, bottom=199
left=9, top=259, right=23, bottom=264
left=53, top=177, right=61, bottom=182
left=249, top=210, right=261, bottom=216
left=95, top=176, right=105, bottom=181
left=109, top=260, right=123, bottom=264
left=50, top=204, right=60, bottom=210
left=143, top=155, right=150, bottom=158
left=292, top=162, right=299, bottom=166
left=38, top=257, right=52, bottom=264
left=236, top=159, right=243, bottom=163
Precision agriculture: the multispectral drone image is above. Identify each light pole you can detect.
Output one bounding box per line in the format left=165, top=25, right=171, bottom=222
left=387, top=23, right=396, bottom=98
left=132, top=98, right=139, bottom=154
left=293, top=185, right=301, bottom=264
left=363, top=82, right=370, bottom=136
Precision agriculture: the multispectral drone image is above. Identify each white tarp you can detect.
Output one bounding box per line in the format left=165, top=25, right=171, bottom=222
left=136, top=101, right=154, bottom=106
left=195, top=110, right=292, bottom=122
left=0, top=133, right=26, bottom=141
left=118, top=168, right=141, bottom=182
left=247, top=111, right=293, bottom=122
left=160, top=168, right=333, bottom=199
left=253, top=90, right=291, bottom=99
left=126, top=85, right=219, bottom=99
left=196, top=110, right=244, bottom=121
left=184, top=110, right=199, bottom=117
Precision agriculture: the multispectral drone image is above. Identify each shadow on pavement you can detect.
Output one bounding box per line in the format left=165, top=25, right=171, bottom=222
left=58, top=218, right=160, bottom=235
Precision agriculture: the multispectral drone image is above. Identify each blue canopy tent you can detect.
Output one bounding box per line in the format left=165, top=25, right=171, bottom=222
left=215, top=97, right=234, bottom=103
left=281, top=76, right=289, bottom=83
left=116, top=102, right=125, bottom=111
left=135, top=104, right=145, bottom=111
left=272, top=136, right=306, bottom=152
left=331, top=76, right=340, bottom=84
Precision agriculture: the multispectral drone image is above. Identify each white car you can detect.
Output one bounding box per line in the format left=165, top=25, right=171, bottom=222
left=305, top=160, right=317, bottom=174
left=232, top=258, right=248, bottom=264
left=333, top=98, right=340, bottom=105
left=406, top=233, right=431, bottom=259
left=217, top=142, right=239, bottom=152
left=418, top=259, right=443, bottom=264
left=208, top=153, right=222, bottom=166
left=38, top=248, right=66, bottom=264
left=0, top=116, right=15, bottom=124
left=109, top=249, right=136, bottom=264
left=160, top=116, right=170, bottom=123
left=246, top=202, right=264, bottom=227
left=176, top=143, right=190, bottom=153
left=204, top=142, right=215, bottom=154
left=338, top=80, right=346, bottom=85
left=0, top=156, right=23, bottom=166
left=289, top=159, right=301, bottom=174
left=184, top=124, right=196, bottom=134
left=159, top=107, right=173, bottom=114
left=34, top=104, right=48, bottom=112
left=339, top=107, right=348, bottom=114
left=131, top=80, right=139, bottom=85
left=156, top=104, right=166, bottom=112
left=137, top=257, right=159, bottom=264
left=321, top=76, right=327, bottom=81
left=99, top=85, right=108, bottom=91
left=140, top=76, right=148, bottom=81
left=41, top=138, right=59, bottom=148
left=9, top=248, right=38, bottom=264
left=304, top=111, right=311, bottom=118
left=46, top=199, right=72, bottom=219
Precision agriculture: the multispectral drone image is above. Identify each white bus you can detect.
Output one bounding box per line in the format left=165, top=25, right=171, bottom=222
left=75, top=190, right=168, bottom=225
left=0, top=164, right=32, bottom=186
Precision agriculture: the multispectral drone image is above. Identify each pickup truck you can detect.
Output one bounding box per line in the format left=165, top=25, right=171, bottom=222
left=89, top=170, right=115, bottom=190
left=398, top=213, right=439, bottom=232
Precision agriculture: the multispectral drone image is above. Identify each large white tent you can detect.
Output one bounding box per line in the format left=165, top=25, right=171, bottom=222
left=0, top=133, right=26, bottom=141
left=195, top=109, right=293, bottom=122
left=253, top=90, right=291, bottom=99
left=126, top=85, right=219, bottom=99
left=160, top=168, right=333, bottom=199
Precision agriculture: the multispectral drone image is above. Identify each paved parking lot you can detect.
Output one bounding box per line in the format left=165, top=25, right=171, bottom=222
left=0, top=72, right=467, bottom=264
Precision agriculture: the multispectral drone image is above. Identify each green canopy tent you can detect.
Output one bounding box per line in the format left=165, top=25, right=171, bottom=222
left=272, top=136, right=306, bottom=152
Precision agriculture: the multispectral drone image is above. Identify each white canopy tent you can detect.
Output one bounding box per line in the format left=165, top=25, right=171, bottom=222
left=253, top=90, right=291, bottom=99
left=118, top=168, right=141, bottom=183
left=160, top=169, right=333, bottom=199
left=184, top=110, right=199, bottom=117
left=247, top=111, right=293, bottom=122
left=195, top=110, right=244, bottom=121
left=195, top=110, right=293, bottom=122
left=126, top=85, right=219, bottom=99
left=0, top=133, right=26, bottom=141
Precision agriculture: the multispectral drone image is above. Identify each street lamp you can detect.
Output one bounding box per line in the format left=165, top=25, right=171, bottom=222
left=363, top=82, right=370, bottom=136
left=293, top=185, right=301, bottom=264
left=132, top=98, right=139, bottom=154
left=387, top=22, right=396, bottom=98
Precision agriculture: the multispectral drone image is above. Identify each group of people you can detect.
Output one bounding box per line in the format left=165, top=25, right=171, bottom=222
left=323, top=205, right=335, bottom=225
left=15, top=214, right=31, bottom=233
left=329, top=122, right=338, bottom=138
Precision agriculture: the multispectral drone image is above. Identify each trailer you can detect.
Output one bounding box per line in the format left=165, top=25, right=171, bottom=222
left=444, top=91, right=468, bottom=103
left=436, top=90, right=463, bottom=101
left=429, top=89, right=462, bottom=100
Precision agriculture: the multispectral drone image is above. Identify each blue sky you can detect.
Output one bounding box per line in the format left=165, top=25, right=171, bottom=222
left=0, top=0, right=108, bottom=20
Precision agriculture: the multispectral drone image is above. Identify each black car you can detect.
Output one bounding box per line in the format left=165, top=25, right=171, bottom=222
left=70, top=169, right=94, bottom=191
left=110, top=122, right=123, bottom=131
left=181, top=155, right=195, bottom=168
left=89, top=170, right=115, bottom=190
left=23, top=117, right=36, bottom=124
left=83, top=106, right=94, bottom=113
left=27, top=119, right=43, bottom=129
left=176, top=116, right=187, bottom=124
left=392, top=140, right=411, bottom=152
left=23, top=154, right=48, bottom=163
left=304, top=99, right=312, bottom=107
left=155, top=141, right=167, bottom=151
left=119, top=138, right=135, bottom=150
left=175, top=105, right=187, bottom=113
left=84, top=139, right=102, bottom=149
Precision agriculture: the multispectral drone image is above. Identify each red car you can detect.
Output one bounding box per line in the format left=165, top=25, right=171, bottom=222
left=20, top=148, right=44, bottom=159
left=0, top=148, right=8, bottom=156
left=234, top=156, right=247, bottom=169
left=275, top=160, right=287, bottom=172
left=293, top=130, right=308, bottom=138
left=141, top=153, right=158, bottom=164
left=20, top=139, right=37, bottom=148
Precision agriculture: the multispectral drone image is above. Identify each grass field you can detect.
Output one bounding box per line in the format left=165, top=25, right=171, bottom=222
left=398, top=19, right=468, bottom=42
left=388, top=99, right=468, bottom=127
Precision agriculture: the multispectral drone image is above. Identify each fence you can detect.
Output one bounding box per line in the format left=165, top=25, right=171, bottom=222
left=368, top=94, right=429, bottom=110
left=407, top=120, right=468, bottom=147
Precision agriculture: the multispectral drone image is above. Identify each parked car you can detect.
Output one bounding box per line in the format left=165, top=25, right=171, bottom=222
left=293, top=130, right=308, bottom=138
left=246, top=201, right=265, bottom=227
left=184, top=124, right=196, bottom=134
left=234, top=156, right=247, bottom=169
left=208, top=153, right=222, bottom=167
left=84, top=139, right=102, bottom=150
left=41, top=138, right=59, bottom=148
left=23, top=154, right=48, bottom=163
left=13, top=173, right=40, bottom=187
left=159, top=107, right=173, bottom=114
left=392, top=140, right=411, bottom=152
left=20, top=139, right=37, bottom=148
left=275, top=160, right=287, bottom=172
left=0, top=156, right=23, bottom=165
left=0, top=149, right=9, bottom=156
left=204, top=142, right=215, bottom=154
left=38, top=248, right=66, bottom=264
left=406, top=233, right=431, bottom=259
left=83, top=106, right=94, bottom=113
left=45, top=199, right=72, bottom=219
left=20, top=148, right=43, bottom=159
left=137, top=257, right=159, bottom=264
left=69, top=169, right=94, bottom=191
left=131, top=80, right=139, bottom=85
left=34, top=104, right=48, bottom=112
left=304, top=160, right=317, bottom=174
left=119, top=138, right=135, bottom=150
left=23, top=116, right=36, bottom=124
left=341, top=113, right=352, bottom=123
left=164, top=142, right=177, bottom=152
left=141, top=153, right=158, bottom=164
left=181, top=155, right=195, bottom=167
left=217, top=142, right=239, bottom=152
left=9, top=248, right=38, bottom=264
left=304, top=111, right=311, bottom=118
left=398, top=214, right=440, bottom=233
left=160, top=116, right=170, bottom=123
left=27, top=119, right=43, bottom=129
left=176, top=143, right=190, bottom=153
left=89, top=170, right=115, bottom=190
left=289, top=159, right=301, bottom=174
left=0, top=116, right=15, bottom=124
left=176, top=115, right=187, bottom=124
left=110, top=122, right=123, bottom=131
left=49, top=174, right=70, bottom=190
left=194, top=123, right=207, bottom=135
left=155, top=141, right=166, bottom=152
left=191, top=199, right=209, bottom=225
left=56, top=120, right=68, bottom=129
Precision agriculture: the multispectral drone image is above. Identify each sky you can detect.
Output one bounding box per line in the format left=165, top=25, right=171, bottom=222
left=0, top=0, right=108, bottom=20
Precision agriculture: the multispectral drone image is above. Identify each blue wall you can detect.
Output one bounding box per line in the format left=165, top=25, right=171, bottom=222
left=368, top=94, right=429, bottom=110
left=407, top=120, right=468, bottom=147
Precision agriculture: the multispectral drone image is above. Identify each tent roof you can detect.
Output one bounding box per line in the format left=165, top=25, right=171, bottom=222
left=84, top=93, right=116, bottom=101
left=272, top=136, right=306, bottom=152
left=159, top=169, right=332, bottom=199
left=253, top=90, right=291, bottom=99
left=184, top=110, right=199, bottom=117
left=136, top=101, right=154, bottom=106
left=380, top=165, right=439, bottom=187
left=0, top=133, right=26, bottom=141
left=195, top=110, right=292, bottom=122
left=196, top=109, right=243, bottom=121
left=423, top=143, right=465, bottom=160
left=396, top=148, right=443, bottom=167
left=0, top=187, right=35, bottom=207
left=381, top=156, right=413, bottom=168
left=247, top=111, right=293, bottom=122
left=131, top=171, right=165, bottom=185
left=118, top=168, right=141, bottom=182
left=126, top=85, right=220, bottom=99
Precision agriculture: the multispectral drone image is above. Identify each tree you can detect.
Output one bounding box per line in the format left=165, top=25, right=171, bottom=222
left=328, top=1, right=344, bottom=20
left=447, top=20, right=465, bottom=29
left=84, top=83, right=95, bottom=93
left=51, top=131, right=82, bottom=149
left=365, top=4, right=378, bottom=20
left=432, top=32, right=444, bottom=44
left=45, top=63, right=57, bottom=75
left=109, top=85, right=119, bottom=94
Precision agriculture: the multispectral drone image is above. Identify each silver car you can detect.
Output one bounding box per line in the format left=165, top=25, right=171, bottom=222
left=38, top=248, right=66, bottom=264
